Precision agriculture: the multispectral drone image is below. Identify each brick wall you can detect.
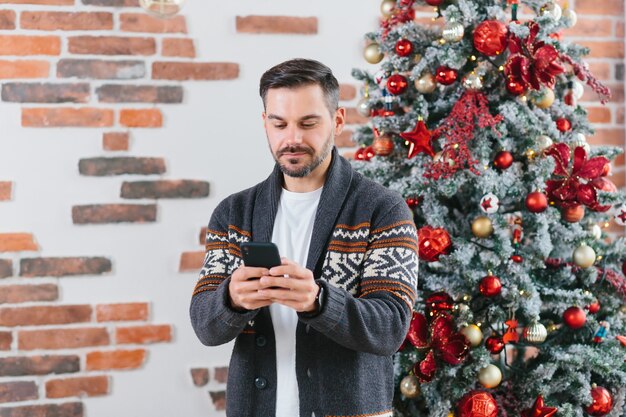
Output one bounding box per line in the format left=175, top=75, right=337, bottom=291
left=0, top=1, right=623, bottom=416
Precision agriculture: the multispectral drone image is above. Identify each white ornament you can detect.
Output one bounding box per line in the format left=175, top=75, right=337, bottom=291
left=588, top=224, right=603, bottom=240
left=139, top=0, right=185, bottom=18
left=478, top=365, right=502, bottom=388
left=442, top=21, right=465, bottom=42
left=541, top=2, right=562, bottom=20
left=480, top=193, right=500, bottom=214
left=536, top=135, right=553, bottom=151
left=571, top=80, right=584, bottom=100
left=614, top=204, right=626, bottom=226
left=573, top=244, right=596, bottom=269
left=562, top=8, right=578, bottom=27
left=571, top=133, right=590, bottom=154
left=460, top=324, right=483, bottom=347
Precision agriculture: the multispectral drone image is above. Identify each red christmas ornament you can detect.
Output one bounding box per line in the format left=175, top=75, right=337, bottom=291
left=503, top=319, right=520, bottom=344
left=563, top=306, right=586, bottom=329
left=355, top=146, right=375, bottom=162
left=564, top=91, right=577, bottom=106
left=425, top=0, right=443, bottom=5
left=364, top=146, right=375, bottom=160
left=418, top=226, right=452, bottom=262
left=494, top=150, right=513, bottom=169
left=521, top=395, right=558, bottom=417
left=473, top=20, right=508, bottom=56
left=400, top=120, right=435, bottom=158
left=457, top=391, right=498, bottom=417
left=526, top=191, right=548, bottom=213
left=511, top=254, right=523, bottom=263
left=479, top=275, right=502, bottom=297
left=506, top=76, right=527, bottom=96
left=387, top=74, right=409, bottom=95
left=587, top=300, right=601, bottom=314
left=395, top=39, right=414, bottom=57
left=556, top=118, right=571, bottom=132
left=561, top=205, right=585, bottom=223
left=435, top=66, right=458, bottom=85
left=425, top=291, right=455, bottom=317
left=485, top=334, right=505, bottom=354
left=406, top=196, right=420, bottom=209
left=586, top=386, right=613, bottom=416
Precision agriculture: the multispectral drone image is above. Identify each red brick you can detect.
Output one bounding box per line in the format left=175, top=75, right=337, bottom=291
left=22, top=108, right=114, bottom=128
left=578, top=41, right=624, bottom=59
left=0, top=35, right=60, bottom=55
left=18, top=328, right=109, bottom=350
left=82, top=0, right=138, bottom=6
left=2, top=83, right=89, bottom=103
left=86, top=349, right=145, bottom=371
left=617, top=22, right=624, bottom=38
left=120, top=13, right=186, bottom=33
left=587, top=62, right=610, bottom=81
left=214, top=366, right=228, bottom=383
left=0, top=0, right=73, bottom=3
left=209, top=391, right=226, bottom=411
left=79, top=157, right=166, bottom=176
left=587, top=107, right=612, bottom=124
left=0, top=381, right=38, bottom=403
left=103, top=132, right=129, bottom=151
left=57, top=59, right=145, bottom=79
left=121, top=180, right=210, bottom=199
left=0, top=259, right=12, bottom=278
left=0, top=233, right=38, bottom=252
left=0, top=305, right=92, bottom=327
left=587, top=128, right=625, bottom=147
left=116, top=324, right=171, bottom=344
left=190, top=368, right=209, bottom=387
left=575, top=0, right=623, bottom=15
left=236, top=15, right=317, bottom=34
left=335, top=130, right=355, bottom=148
left=68, top=36, right=155, bottom=55
left=0, top=332, right=10, bottom=350
left=0, top=403, right=83, bottom=417
left=152, top=62, right=239, bottom=81
left=72, top=204, right=157, bottom=224
left=617, top=107, right=625, bottom=124
left=582, top=82, right=624, bottom=104
left=0, top=10, right=15, bottom=29
left=614, top=152, right=625, bottom=168
left=0, top=355, right=79, bottom=376
left=162, top=38, right=194, bottom=58
left=0, top=284, right=58, bottom=304
left=19, top=257, right=112, bottom=278
left=46, top=376, right=108, bottom=399
left=345, top=107, right=369, bottom=125
left=179, top=251, right=204, bottom=272
left=96, top=84, right=182, bottom=103
left=119, top=108, right=162, bottom=127
left=96, top=303, right=148, bottom=322
left=339, top=84, right=357, bottom=101
left=20, top=11, right=112, bottom=31
left=562, top=18, right=613, bottom=38
left=0, top=181, right=11, bottom=200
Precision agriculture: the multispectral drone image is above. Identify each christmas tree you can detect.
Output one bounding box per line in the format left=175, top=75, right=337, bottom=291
left=351, top=1, right=626, bottom=416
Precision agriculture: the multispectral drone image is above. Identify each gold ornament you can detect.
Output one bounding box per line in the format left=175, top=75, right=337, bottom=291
left=478, top=364, right=502, bottom=388
left=415, top=73, right=437, bottom=94
left=380, top=0, right=396, bottom=18
left=472, top=216, right=493, bottom=238
left=573, top=244, right=596, bottom=269
left=460, top=324, right=483, bottom=347
left=447, top=413, right=455, bottom=417
left=463, top=72, right=483, bottom=91
left=373, top=134, right=394, bottom=156
left=364, top=43, right=384, bottom=64
left=356, top=97, right=371, bottom=117
left=139, top=0, right=185, bottom=18
left=442, top=21, right=465, bottom=42
left=523, top=321, right=548, bottom=344
left=536, top=135, right=553, bottom=152
left=399, top=374, right=420, bottom=398
left=533, top=88, right=555, bottom=109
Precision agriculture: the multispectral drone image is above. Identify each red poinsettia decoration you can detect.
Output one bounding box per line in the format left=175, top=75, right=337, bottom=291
left=405, top=312, right=471, bottom=382
left=505, top=22, right=565, bottom=91
left=545, top=143, right=613, bottom=211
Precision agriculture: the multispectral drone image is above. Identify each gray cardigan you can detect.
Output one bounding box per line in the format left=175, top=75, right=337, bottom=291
left=190, top=147, right=419, bottom=417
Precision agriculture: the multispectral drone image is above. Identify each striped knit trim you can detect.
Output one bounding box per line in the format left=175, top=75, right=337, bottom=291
left=228, top=225, right=251, bottom=238
left=335, top=222, right=370, bottom=230
left=371, top=220, right=415, bottom=235
left=360, top=279, right=417, bottom=300
left=359, top=287, right=414, bottom=310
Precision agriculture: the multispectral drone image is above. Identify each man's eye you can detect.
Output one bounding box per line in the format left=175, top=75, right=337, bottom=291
left=301, top=123, right=316, bottom=128
left=274, top=124, right=286, bottom=129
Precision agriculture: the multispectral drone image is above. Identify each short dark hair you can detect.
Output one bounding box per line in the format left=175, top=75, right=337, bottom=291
left=259, top=58, right=339, bottom=115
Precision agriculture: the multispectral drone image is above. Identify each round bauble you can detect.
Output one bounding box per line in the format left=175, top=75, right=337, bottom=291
left=415, top=72, right=437, bottom=94
left=493, top=150, right=513, bottom=169
left=373, top=134, right=395, bottom=156
left=443, top=21, right=465, bottom=42
left=556, top=118, right=572, bottom=132
left=356, top=97, right=371, bottom=117
left=572, top=132, right=590, bottom=154
left=472, top=216, right=493, bottom=238
left=406, top=196, right=420, bottom=209
left=364, top=43, right=384, bottom=64
left=586, top=386, right=613, bottom=416
left=562, top=7, right=577, bottom=27
left=400, top=374, right=421, bottom=398
left=395, top=39, right=414, bottom=57
left=380, top=0, right=396, bottom=18
left=473, top=20, right=508, bottom=56
left=573, top=244, right=596, bottom=269
left=571, top=80, right=584, bottom=99
left=485, top=334, right=505, bottom=354
left=478, top=365, right=502, bottom=389
left=506, top=77, right=527, bottom=95
left=457, top=391, right=498, bottom=417
left=387, top=74, right=408, bottom=95
left=536, top=135, right=554, bottom=152
left=563, top=306, right=586, bottom=329
left=435, top=66, right=458, bottom=85
left=480, top=193, right=499, bottom=214
left=541, top=2, right=562, bottom=20
left=614, top=204, right=626, bottom=226
left=562, top=205, right=585, bottom=223
left=523, top=321, right=548, bottom=343
left=463, top=73, right=483, bottom=91
left=479, top=274, right=502, bottom=297
left=588, top=224, right=602, bottom=240
left=587, top=300, right=601, bottom=314
left=418, top=227, right=452, bottom=262
left=460, top=324, right=483, bottom=347
left=425, top=291, right=455, bottom=317
left=533, top=88, right=555, bottom=109
left=526, top=191, right=548, bottom=213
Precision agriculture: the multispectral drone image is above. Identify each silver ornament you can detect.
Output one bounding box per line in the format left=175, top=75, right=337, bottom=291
left=572, top=80, right=584, bottom=100
left=523, top=321, right=547, bottom=344
left=536, top=135, right=553, bottom=151
left=356, top=97, right=371, bottom=117
left=562, top=8, right=577, bottom=27
left=463, top=73, right=483, bottom=91
left=442, top=21, right=465, bottom=42
left=541, top=2, right=562, bottom=20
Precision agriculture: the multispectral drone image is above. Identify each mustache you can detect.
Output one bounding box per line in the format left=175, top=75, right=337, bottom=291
left=277, top=145, right=313, bottom=157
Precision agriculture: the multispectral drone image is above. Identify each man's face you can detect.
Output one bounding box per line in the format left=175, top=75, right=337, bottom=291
left=262, top=84, right=345, bottom=178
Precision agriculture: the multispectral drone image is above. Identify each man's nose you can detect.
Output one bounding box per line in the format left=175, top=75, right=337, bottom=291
left=284, top=126, right=304, bottom=144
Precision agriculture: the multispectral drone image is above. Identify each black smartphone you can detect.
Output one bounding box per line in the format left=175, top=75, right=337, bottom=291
left=240, top=242, right=282, bottom=269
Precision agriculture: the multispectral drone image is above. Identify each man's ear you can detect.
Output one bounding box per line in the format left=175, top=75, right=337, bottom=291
left=334, top=107, right=346, bottom=135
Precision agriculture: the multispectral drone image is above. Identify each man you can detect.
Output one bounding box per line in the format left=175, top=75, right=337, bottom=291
left=190, top=59, right=418, bottom=417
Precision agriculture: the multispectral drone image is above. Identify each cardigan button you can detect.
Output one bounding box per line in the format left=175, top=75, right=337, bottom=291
left=254, top=377, right=267, bottom=390
left=305, top=324, right=311, bottom=334
left=306, top=368, right=312, bottom=378
left=255, top=335, right=267, bottom=347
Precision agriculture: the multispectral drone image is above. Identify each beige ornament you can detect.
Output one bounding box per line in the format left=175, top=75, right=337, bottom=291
left=364, top=43, right=384, bottom=64
left=460, top=324, right=483, bottom=347
left=400, top=374, right=420, bottom=398
left=573, top=244, right=596, bottom=269
left=415, top=73, right=437, bottom=94
left=478, top=364, right=502, bottom=388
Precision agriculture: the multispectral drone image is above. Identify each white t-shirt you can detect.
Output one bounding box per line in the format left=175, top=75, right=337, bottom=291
left=270, top=185, right=323, bottom=417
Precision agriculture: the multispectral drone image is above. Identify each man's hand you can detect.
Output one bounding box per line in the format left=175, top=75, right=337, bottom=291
left=228, top=266, right=273, bottom=311
left=258, top=258, right=320, bottom=313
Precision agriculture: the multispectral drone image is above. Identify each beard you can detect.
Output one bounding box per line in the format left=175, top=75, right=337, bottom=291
left=273, top=132, right=334, bottom=178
